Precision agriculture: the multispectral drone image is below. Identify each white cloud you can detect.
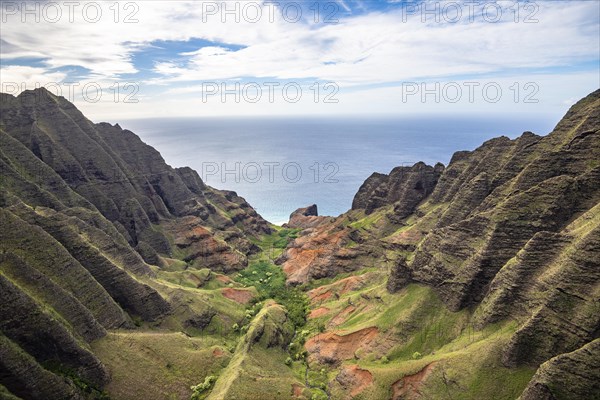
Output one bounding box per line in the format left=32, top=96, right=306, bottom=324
left=0, top=66, right=67, bottom=92
left=0, top=1, right=598, bottom=118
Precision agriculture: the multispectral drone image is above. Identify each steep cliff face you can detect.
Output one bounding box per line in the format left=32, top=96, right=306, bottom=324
left=280, top=89, right=599, bottom=399
left=518, top=339, right=600, bottom=400
left=0, top=88, right=272, bottom=398
left=352, top=161, right=444, bottom=218
left=0, top=89, right=270, bottom=257
left=1, top=86, right=598, bottom=400
left=393, top=90, right=598, bottom=397
left=398, top=92, right=600, bottom=366
left=279, top=162, right=445, bottom=286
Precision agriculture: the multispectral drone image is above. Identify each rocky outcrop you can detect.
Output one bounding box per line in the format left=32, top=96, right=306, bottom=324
left=387, top=92, right=599, bottom=304
left=352, top=162, right=444, bottom=217
left=167, top=215, right=248, bottom=273
left=519, top=339, right=600, bottom=400
left=284, top=204, right=330, bottom=229
left=0, top=88, right=273, bottom=398
left=278, top=221, right=383, bottom=285
left=0, top=88, right=271, bottom=257
left=376, top=90, right=599, bottom=397
left=335, top=364, right=373, bottom=398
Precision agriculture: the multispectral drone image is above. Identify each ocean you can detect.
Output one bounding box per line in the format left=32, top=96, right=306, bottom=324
left=120, top=115, right=557, bottom=225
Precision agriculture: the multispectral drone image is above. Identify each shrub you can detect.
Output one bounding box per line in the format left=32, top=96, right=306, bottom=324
left=412, top=351, right=422, bottom=360
left=190, top=375, right=216, bottom=399
left=311, top=390, right=328, bottom=400
left=284, top=357, right=293, bottom=366
left=381, top=356, right=390, bottom=364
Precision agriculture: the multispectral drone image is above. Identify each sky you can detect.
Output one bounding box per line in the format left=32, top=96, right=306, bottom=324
left=1, top=0, right=599, bottom=121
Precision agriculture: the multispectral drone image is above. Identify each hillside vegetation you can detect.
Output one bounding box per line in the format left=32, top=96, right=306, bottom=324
left=0, top=88, right=598, bottom=399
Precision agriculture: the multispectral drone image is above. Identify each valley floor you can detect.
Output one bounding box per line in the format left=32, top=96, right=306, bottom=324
left=89, top=227, right=535, bottom=400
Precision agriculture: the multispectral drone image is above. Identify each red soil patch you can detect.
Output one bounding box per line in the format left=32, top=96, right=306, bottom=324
left=391, top=362, right=437, bottom=400
left=170, top=216, right=212, bottom=246
left=305, top=327, right=379, bottom=364
left=282, top=248, right=324, bottom=283
left=282, top=228, right=348, bottom=284
left=335, top=276, right=367, bottom=294
left=291, top=383, right=304, bottom=397
left=307, top=274, right=369, bottom=305
left=221, top=288, right=254, bottom=304
left=212, top=348, right=225, bottom=357
left=309, top=289, right=333, bottom=303
left=336, top=365, right=373, bottom=397
left=331, top=305, right=356, bottom=326
left=309, top=307, right=330, bottom=319
left=215, top=274, right=233, bottom=284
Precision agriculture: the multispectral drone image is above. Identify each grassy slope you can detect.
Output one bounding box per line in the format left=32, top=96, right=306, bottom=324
left=311, top=274, right=535, bottom=399
left=87, top=220, right=535, bottom=400
left=92, top=333, right=231, bottom=400
left=87, top=227, right=309, bottom=400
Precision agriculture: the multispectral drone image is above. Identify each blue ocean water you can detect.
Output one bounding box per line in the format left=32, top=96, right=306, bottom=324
left=120, top=115, right=557, bottom=224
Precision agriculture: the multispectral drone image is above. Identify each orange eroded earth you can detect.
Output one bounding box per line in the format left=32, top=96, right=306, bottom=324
left=308, top=307, right=331, bottom=319
left=330, top=305, right=357, bottom=326
left=305, top=327, right=379, bottom=364
left=391, top=362, right=437, bottom=400
left=221, top=288, right=254, bottom=304
left=308, top=274, right=370, bottom=304
left=282, top=248, right=324, bottom=283
left=291, top=383, right=304, bottom=397
left=336, top=364, right=374, bottom=397
left=309, top=290, right=334, bottom=303
left=212, top=348, right=225, bottom=357
left=215, top=274, right=233, bottom=284
left=281, top=228, right=349, bottom=284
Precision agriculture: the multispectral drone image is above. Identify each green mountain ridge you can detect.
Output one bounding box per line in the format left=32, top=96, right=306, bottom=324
left=0, top=88, right=598, bottom=399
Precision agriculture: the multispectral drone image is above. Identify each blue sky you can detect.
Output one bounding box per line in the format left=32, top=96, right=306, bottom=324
left=1, top=0, right=599, bottom=120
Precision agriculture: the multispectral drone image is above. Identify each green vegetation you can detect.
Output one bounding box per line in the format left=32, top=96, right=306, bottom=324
left=91, top=332, right=231, bottom=400
left=44, top=362, right=110, bottom=400
left=249, top=227, right=301, bottom=260
left=236, top=259, right=309, bottom=328
left=237, top=227, right=310, bottom=330
left=348, top=209, right=386, bottom=230
left=190, top=376, right=216, bottom=400
left=273, top=228, right=300, bottom=248
left=205, top=302, right=301, bottom=400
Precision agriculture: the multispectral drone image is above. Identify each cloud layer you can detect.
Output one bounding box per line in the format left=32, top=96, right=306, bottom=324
left=1, top=0, right=598, bottom=118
